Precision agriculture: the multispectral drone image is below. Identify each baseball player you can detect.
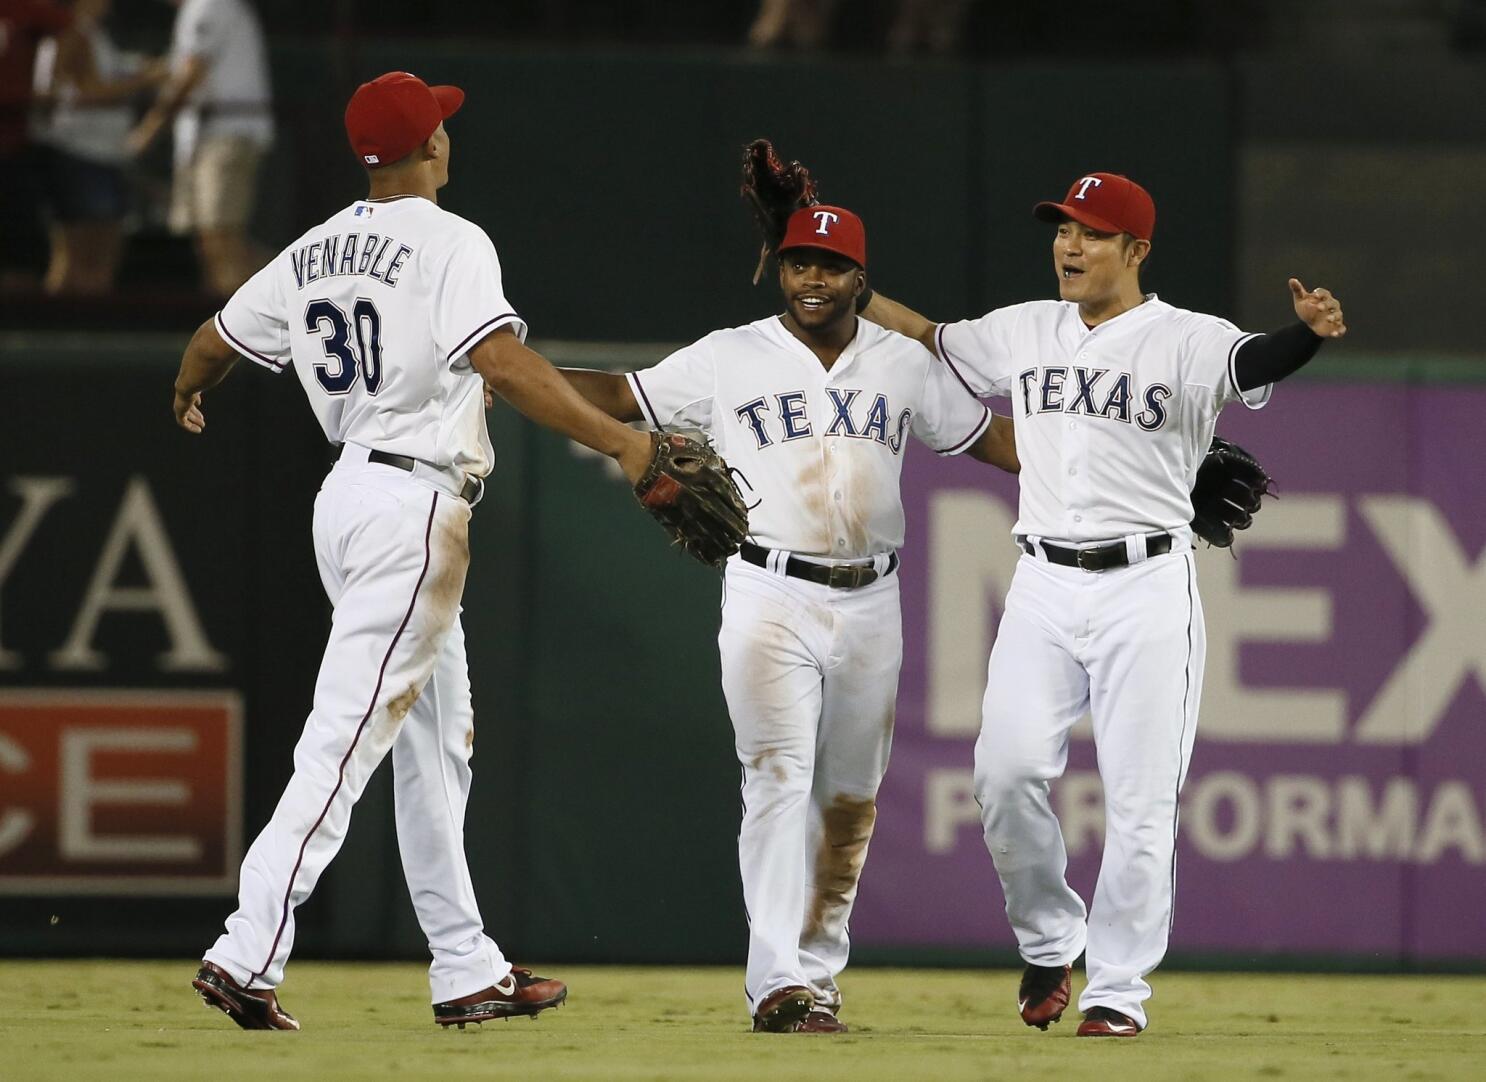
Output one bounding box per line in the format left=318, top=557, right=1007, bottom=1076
left=862, top=173, right=1346, bottom=1036
left=171, top=71, right=657, bottom=1030
left=559, top=205, right=1019, bottom=1033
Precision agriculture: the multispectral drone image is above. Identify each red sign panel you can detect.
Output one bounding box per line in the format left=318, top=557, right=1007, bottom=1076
left=0, top=690, right=241, bottom=895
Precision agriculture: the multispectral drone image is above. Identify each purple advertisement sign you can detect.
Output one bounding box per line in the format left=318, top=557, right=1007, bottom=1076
left=853, top=384, right=1486, bottom=961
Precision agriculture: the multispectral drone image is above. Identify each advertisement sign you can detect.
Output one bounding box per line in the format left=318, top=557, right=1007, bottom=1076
left=0, top=690, right=242, bottom=894
left=851, top=384, right=1486, bottom=961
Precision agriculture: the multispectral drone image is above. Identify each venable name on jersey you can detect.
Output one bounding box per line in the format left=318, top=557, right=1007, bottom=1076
left=734, top=388, right=914, bottom=453
left=1017, top=365, right=1172, bottom=431
left=290, top=231, right=414, bottom=290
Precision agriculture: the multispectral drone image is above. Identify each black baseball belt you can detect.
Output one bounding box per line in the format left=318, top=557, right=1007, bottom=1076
left=1018, top=532, right=1173, bottom=572
left=357, top=448, right=483, bottom=504
left=739, top=541, right=898, bottom=589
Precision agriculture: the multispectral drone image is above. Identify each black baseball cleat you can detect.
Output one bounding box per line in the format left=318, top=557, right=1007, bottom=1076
left=751, top=985, right=814, bottom=1032
left=1077, top=1005, right=1142, bottom=1037
left=1018, top=963, right=1072, bottom=1029
left=192, top=962, right=300, bottom=1030
left=433, top=966, right=567, bottom=1028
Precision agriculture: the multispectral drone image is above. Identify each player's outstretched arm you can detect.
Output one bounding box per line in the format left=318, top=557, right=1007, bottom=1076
left=965, top=414, right=1019, bottom=473
left=470, top=328, right=651, bottom=482
left=558, top=368, right=644, bottom=423
left=860, top=292, right=939, bottom=357
left=1232, top=279, right=1347, bottom=392
left=172, top=318, right=241, bottom=434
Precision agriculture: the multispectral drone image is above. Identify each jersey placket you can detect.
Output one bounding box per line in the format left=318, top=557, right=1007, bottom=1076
left=1063, top=328, right=1096, bottom=539
left=818, top=340, right=861, bottom=557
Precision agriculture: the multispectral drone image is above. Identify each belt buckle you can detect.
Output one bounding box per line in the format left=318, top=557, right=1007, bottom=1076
left=826, top=564, right=871, bottom=589
left=1076, top=548, right=1100, bottom=572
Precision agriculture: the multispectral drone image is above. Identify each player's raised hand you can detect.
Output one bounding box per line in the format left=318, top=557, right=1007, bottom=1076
left=174, top=387, right=206, bottom=434
left=1289, top=278, right=1347, bottom=339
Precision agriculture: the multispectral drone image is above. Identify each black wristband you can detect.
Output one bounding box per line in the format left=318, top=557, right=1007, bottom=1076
left=855, top=285, right=874, bottom=313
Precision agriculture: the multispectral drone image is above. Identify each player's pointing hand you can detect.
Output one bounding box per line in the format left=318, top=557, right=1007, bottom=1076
left=174, top=387, right=206, bottom=434
left=1289, top=277, right=1347, bottom=339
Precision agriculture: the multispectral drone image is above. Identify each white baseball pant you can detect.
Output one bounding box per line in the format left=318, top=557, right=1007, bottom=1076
left=719, top=554, right=901, bottom=1017
left=203, top=451, right=509, bottom=1002
left=973, top=539, right=1203, bottom=1029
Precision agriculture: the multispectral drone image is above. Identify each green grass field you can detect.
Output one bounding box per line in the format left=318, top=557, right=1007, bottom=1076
left=2, top=962, right=1483, bottom=1081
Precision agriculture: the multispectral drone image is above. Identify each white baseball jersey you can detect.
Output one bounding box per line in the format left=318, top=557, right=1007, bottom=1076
left=217, top=196, right=526, bottom=478
left=936, top=295, right=1271, bottom=542
left=628, top=315, right=991, bottom=558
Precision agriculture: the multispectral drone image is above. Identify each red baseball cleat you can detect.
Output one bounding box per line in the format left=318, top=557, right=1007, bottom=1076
left=432, top=966, right=567, bottom=1028
left=1076, top=1006, right=1142, bottom=1037
left=751, top=985, right=814, bottom=1032
left=1018, top=963, right=1071, bottom=1029
left=192, top=962, right=300, bottom=1031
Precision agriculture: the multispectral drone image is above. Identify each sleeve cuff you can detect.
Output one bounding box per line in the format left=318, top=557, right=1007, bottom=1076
left=215, top=312, right=288, bottom=372
left=1226, top=332, right=1271, bottom=410
left=934, top=323, right=981, bottom=398
left=626, top=371, right=664, bottom=429
left=937, top=404, right=992, bottom=456
left=448, top=312, right=527, bottom=368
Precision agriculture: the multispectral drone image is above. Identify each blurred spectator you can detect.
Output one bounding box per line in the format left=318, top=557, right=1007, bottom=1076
left=31, top=0, right=167, bottom=294
left=128, top=0, right=271, bottom=296
left=886, top=0, right=976, bottom=55
left=748, top=0, right=841, bottom=50
left=1, top=0, right=73, bottom=290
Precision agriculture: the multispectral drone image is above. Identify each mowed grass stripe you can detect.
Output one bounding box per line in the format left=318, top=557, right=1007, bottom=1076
left=2, top=962, right=1483, bottom=1081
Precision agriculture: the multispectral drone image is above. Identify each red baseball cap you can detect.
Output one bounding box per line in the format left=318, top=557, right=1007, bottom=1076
left=777, top=205, right=867, bottom=269
left=345, top=71, right=465, bottom=169
left=1034, top=173, right=1156, bottom=241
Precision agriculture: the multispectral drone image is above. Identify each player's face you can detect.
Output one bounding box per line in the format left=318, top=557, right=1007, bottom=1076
left=1052, top=220, right=1141, bottom=304
left=778, top=250, right=863, bottom=333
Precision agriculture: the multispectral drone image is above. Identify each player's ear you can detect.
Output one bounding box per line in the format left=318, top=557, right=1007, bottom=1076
left=1128, top=238, right=1150, bottom=268
left=853, top=270, right=865, bottom=296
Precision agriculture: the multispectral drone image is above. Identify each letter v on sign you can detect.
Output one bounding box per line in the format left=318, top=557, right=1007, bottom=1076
left=1354, top=496, right=1486, bottom=745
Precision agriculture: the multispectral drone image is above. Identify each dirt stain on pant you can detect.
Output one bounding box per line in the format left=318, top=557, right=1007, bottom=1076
left=803, top=793, right=878, bottom=941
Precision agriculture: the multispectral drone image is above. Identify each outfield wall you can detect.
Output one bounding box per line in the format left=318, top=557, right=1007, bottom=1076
left=0, top=339, right=1482, bottom=968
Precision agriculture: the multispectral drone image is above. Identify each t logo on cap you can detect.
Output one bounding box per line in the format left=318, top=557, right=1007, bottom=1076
left=1033, top=172, right=1156, bottom=241
left=778, top=204, right=867, bottom=269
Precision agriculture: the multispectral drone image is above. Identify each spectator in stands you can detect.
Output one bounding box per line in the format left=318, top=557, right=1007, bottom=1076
left=886, top=0, right=976, bottom=55
left=747, top=0, right=841, bottom=50
left=1, top=0, right=73, bottom=291
left=128, top=0, right=271, bottom=297
left=32, top=0, right=167, bottom=294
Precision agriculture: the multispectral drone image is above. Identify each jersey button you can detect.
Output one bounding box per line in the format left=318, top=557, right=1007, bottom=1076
left=833, top=491, right=843, bottom=502
left=1069, top=467, right=1077, bottom=476
left=1073, top=514, right=1083, bottom=523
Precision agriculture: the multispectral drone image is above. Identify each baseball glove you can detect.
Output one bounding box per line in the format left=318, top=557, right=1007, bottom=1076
left=741, top=137, right=819, bottom=283
left=1189, top=436, right=1274, bottom=548
left=634, top=432, right=750, bottom=569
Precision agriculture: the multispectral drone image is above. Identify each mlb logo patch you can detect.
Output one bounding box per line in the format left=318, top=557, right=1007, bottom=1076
left=363, top=154, right=379, bottom=164
left=355, top=205, right=373, bottom=217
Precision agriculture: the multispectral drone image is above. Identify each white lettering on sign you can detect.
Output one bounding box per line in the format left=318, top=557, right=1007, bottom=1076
left=0, top=478, right=75, bottom=670
left=59, top=726, right=202, bottom=862
left=1353, top=496, right=1486, bottom=745
left=0, top=733, right=35, bottom=857
left=926, top=491, right=1019, bottom=737
left=1200, top=496, right=1349, bottom=743
left=923, top=489, right=1477, bottom=749
left=921, top=769, right=1485, bottom=865
left=48, top=476, right=226, bottom=673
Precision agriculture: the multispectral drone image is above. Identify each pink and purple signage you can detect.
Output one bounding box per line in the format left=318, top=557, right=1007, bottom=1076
left=852, top=383, right=1486, bottom=961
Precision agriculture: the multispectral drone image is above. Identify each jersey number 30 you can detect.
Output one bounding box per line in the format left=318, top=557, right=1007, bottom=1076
left=306, top=298, right=383, bottom=395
